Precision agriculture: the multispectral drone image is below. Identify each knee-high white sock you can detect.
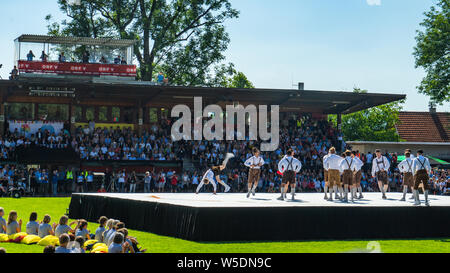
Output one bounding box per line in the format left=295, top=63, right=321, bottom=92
left=424, top=190, right=429, bottom=203
left=252, top=183, right=258, bottom=191
left=291, top=187, right=295, bottom=196
left=402, top=186, right=407, bottom=198
left=324, top=186, right=328, bottom=196
left=248, top=185, right=252, bottom=193
left=196, top=181, right=204, bottom=193
left=339, top=186, right=344, bottom=198
left=333, top=186, right=338, bottom=198
left=358, top=186, right=363, bottom=195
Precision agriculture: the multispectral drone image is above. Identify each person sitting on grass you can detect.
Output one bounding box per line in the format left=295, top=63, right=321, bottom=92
left=55, top=215, right=79, bottom=237
left=43, top=245, right=55, bottom=253
left=0, top=207, right=6, bottom=234
left=74, top=236, right=86, bottom=253
left=26, top=212, right=39, bottom=235
left=117, top=228, right=134, bottom=253
left=55, top=234, right=72, bottom=253
left=0, top=247, right=6, bottom=253
left=104, top=219, right=120, bottom=246
left=95, top=216, right=108, bottom=243
left=106, top=222, right=125, bottom=246
left=6, top=210, right=22, bottom=235
left=108, top=232, right=126, bottom=253
left=38, top=214, right=55, bottom=238
left=75, top=219, right=91, bottom=240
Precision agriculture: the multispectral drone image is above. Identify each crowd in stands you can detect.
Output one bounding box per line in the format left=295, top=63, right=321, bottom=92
left=0, top=114, right=448, bottom=197
left=25, top=49, right=129, bottom=65
left=0, top=207, right=145, bottom=253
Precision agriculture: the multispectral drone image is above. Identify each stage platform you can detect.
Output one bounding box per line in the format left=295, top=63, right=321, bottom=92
left=69, top=193, right=450, bottom=242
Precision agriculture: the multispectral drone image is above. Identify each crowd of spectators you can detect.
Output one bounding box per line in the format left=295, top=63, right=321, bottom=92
left=25, top=49, right=129, bottom=65
left=0, top=114, right=448, bottom=197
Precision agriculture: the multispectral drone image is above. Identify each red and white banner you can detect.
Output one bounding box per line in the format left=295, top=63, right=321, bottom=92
left=18, top=60, right=136, bottom=77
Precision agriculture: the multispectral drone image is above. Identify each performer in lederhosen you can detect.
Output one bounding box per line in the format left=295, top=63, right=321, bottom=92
left=339, top=150, right=355, bottom=203
left=371, top=149, right=390, bottom=199
left=195, top=165, right=231, bottom=195
left=412, top=150, right=432, bottom=206
left=277, top=149, right=302, bottom=201
left=322, top=151, right=331, bottom=200
left=351, top=151, right=364, bottom=200
left=398, top=149, right=415, bottom=201
left=244, top=148, right=265, bottom=198
left=323, top=147, right=344, bottom=201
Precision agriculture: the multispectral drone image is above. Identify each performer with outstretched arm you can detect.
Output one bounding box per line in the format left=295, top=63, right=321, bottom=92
left=244, top=148, right=265, bottom=198
left=195, top=165, right=231, bottom=195
left=277, top=149, right=302, bottom=201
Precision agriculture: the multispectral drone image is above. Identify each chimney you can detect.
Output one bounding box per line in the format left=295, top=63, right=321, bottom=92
left=429, top=101, right=437, bottom=113
left=298, top=82, right=304, bottom=91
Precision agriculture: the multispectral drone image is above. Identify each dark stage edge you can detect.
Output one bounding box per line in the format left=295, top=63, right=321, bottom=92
left=69, top=194, right=450, bottom=242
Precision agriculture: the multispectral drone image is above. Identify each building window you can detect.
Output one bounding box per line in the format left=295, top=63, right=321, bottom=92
left=6, top=103, right=33, bottom=120
left=86, top=107, right=95, bottom=122
left=74, top=106, right=82, bottom=122
left=149, top=108, right=158, bottom=123
left=37, top=104, right=69, bottom=121
left=112, top=107, right=120, bottom=123
left=161, top=108, right=168, bottom=120
left=99, top=106, right=108, bottom=122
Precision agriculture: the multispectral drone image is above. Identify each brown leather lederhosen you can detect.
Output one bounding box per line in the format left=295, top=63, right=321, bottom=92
left=248, top=157, right=262, bottom=185
left=342, top=158, right=354, bottom=186
left=375, top=158, right=388, bottom=185
left=403, top=160, right=414, bottom=187
left=282, top=158, right=296, bottom=185
left=414, top=158, right=429, bottom=190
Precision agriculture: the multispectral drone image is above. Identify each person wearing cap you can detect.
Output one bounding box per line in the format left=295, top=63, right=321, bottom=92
left=371, top=149, right=390, bottom=199
left=144, top=171, right=152, bottom=193
left=323, top=147, right=344, bottom=201
left=244, top=147, right=265, bottom=198
left=339, top=150, right=355, bottom=202
left=398, top=149, right=415, bottom=201
left=412, top=150, right=432, bottom=206
left=351, top=151, right=364, bottom=200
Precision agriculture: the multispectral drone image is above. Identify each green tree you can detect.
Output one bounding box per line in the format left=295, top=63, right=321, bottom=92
left=413, top=0, right=450, bottom=104
left=329, top=88, right=405, bottom=142
left=46, top=0, right=239, bottom=84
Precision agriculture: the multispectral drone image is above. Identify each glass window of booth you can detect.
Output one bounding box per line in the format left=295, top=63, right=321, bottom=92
left=112, top=107, right=120, bottom=122
left=86, top=107, right=95, bottom=121
left=74, top=106, right=82, bottom=122
left=99, top=106, right=108, bottom=122
left=37, top=104, right=69, bottom=121
left=149, top=108, right=158, bottom=123
left=6, top=103, right=33, bottom=120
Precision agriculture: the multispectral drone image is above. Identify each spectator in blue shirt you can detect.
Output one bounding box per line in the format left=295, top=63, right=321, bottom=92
left=27, top=50, right=35, bottom=61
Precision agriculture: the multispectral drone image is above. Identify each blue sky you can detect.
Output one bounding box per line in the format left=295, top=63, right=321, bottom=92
left=0, top=0, right=448, bottom=112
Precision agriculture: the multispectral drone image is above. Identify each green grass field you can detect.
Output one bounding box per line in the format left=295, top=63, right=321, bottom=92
left=0, top=197, right=449, bottom=253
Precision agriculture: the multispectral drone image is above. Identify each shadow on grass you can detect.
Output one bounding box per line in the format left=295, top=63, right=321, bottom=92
left=198, top=237, right=450, bottom=245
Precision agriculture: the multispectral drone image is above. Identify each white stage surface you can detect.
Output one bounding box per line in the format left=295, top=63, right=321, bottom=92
left=76, top=192, right=450, bottom=208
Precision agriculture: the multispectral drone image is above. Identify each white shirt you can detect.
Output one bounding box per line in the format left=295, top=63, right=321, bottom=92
left=244, top=156, right=265, bottom=169
left=278, top=156, right=302, bottom=173
left=339, top=156, right=355, bottom=172
left=322, top=154, right=330, bottom=171
left=323, top=154, right=343, bottom=172
left=371, top=156, right=390, bottom=177
left=352, top=156, right=364, bottom=172
left=398, top=157, right=414, bottom=174
left=413, top=155, right=431, bottom=174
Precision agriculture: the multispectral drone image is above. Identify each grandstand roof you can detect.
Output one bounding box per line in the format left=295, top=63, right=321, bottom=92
left=397, top=112, right=450, bottom=143
left=15, top=35, right=136, bottom=47
left=0, top=78, right=405, bottom=115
